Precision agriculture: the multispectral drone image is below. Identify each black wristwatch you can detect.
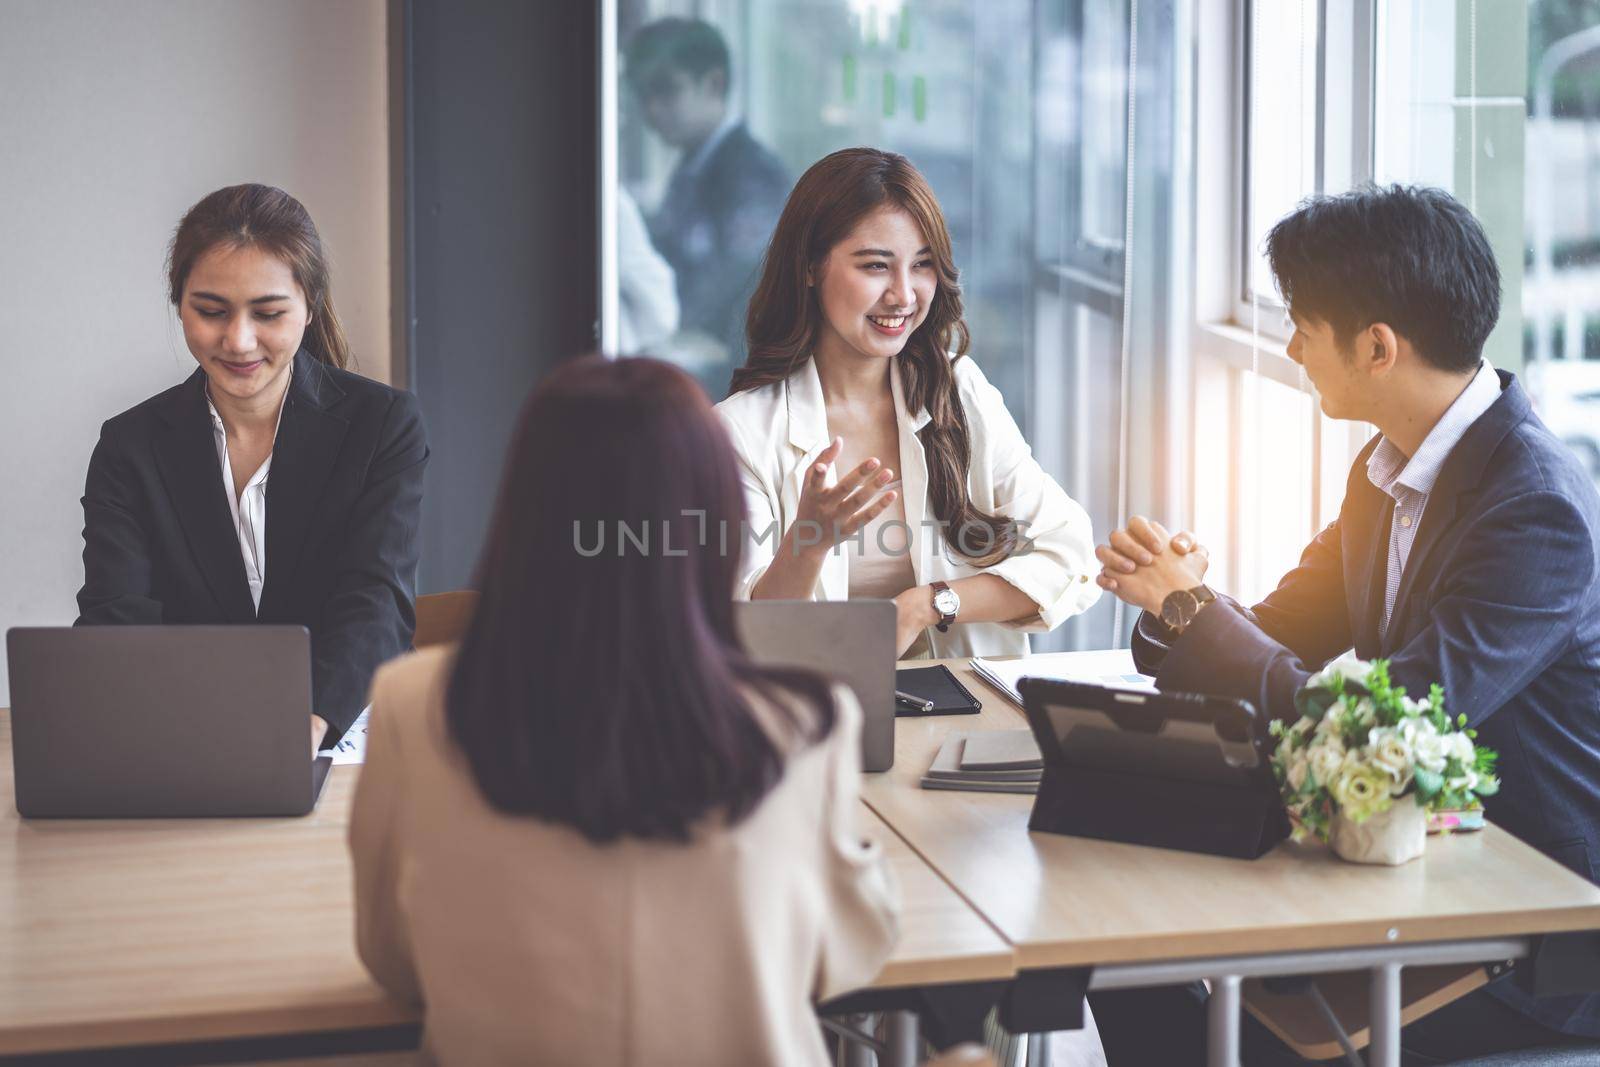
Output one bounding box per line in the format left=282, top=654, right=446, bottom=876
left=1160, top=584, right=1216, bottom=635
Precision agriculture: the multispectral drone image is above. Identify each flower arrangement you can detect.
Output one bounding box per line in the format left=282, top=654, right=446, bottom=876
left=1269, top=653, right=1500, bottom=845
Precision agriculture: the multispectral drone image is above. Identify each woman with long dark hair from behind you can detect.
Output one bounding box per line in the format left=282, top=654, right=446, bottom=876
left=719, top=147, right=1099, bottom=659
left=76, top=183, right=427, bottom=750
left=349, top=356, right=897, bottom=1065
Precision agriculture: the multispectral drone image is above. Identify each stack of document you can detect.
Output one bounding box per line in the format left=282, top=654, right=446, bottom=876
left=969, top=648, right=1152, bottom=709
left=326, top=707, right=369, bottom=766
left=921, top=729, right=1043, bottom=794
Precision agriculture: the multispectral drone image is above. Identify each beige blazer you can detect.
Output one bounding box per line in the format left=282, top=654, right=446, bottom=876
left=349, top=646, right=899, bottom=1066
left=715, top=354, right=1101, bottom=658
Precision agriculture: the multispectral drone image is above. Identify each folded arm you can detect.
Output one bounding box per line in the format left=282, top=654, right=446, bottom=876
left=1157, top=493, right=1591, bottom=725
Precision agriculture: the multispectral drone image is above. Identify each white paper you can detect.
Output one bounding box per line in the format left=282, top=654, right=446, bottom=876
left=326, top=706, right=370, bottom=765
left=970, top=649, right=1153, bottom=708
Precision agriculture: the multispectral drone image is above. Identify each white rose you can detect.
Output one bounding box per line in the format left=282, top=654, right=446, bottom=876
left=1367, top=727, right=1414, bottom=785
left=1330, top=762, right=1391, bottom=822
left=1401, top=719, right=1449, bottom=773
left=1307, top=743, right=1346, bottom=788
left=1313, top=652, right=1371, bottom=691
left=1448, top=732, right=1476, bottom=764
left=1350, top=697, right=1378, bottom=728
left=1287, top=759, right=1308, bottom=791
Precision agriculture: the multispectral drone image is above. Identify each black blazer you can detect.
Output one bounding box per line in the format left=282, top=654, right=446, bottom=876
left=76, top=353, right=428, bottom=744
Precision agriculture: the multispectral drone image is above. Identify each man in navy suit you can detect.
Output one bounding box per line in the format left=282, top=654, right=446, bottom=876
left=625, top=17, right=791, bottom=396
left=1091, top=185, right=1600, bottom=1064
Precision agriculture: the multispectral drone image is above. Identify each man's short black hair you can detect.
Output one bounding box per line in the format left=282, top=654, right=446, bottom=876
left=625, top=17, right=731, bottom=97
left=1265, top=184, right=1501, bottom=373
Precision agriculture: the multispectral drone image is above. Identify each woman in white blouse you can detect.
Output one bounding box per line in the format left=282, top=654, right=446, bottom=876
left=717, top=148, right=1099, bottom=658
left=75, top=184, right=427, bottom=751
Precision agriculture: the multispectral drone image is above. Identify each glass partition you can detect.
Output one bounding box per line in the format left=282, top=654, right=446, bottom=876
left=605, top=0, right=1187, bottom=650
left=613, top=0, right=1036, bottom=417
left=604, top=0, right=1600, bottom=647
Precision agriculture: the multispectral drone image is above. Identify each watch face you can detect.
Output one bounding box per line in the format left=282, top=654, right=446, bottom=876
left=1161, top=589, right=1198, bottom=630
left=934, top=589, right=960, bottom=616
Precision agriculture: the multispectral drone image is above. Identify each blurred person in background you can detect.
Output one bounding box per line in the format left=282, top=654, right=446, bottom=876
left=626, top=16, right=790, bottom=395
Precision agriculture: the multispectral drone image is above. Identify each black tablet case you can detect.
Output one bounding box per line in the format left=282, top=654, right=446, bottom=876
left=1019, top=677, right=1289, bottom=860
left=895, top=664, right=982, bottom=717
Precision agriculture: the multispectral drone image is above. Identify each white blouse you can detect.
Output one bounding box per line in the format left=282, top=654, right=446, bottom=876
left=206, top=391, right=285, bottom=613
left=716, top=354, right=1101, bottom=658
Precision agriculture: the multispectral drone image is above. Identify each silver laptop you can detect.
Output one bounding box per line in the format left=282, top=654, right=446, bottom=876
left=734, top=600, right=896, bottom=772
left=7, top=626, right=332, bottom=818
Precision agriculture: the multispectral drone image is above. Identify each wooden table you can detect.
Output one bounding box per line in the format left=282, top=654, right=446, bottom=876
left=864, top=655, right=1600, bottom=1067
left=0, top=709, right=1011, bottom=1062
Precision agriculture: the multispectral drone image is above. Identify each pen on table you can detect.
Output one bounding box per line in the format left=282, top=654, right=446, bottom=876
left=895, top=689, right=934, bottom=712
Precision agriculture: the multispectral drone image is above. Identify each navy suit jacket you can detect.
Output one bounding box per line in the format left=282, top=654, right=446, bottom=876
left=1133, top=372, right=1600, bottom=1035
left=648, top=122, right=790, bottom=366
left=76, top=354, right=428, bottom=744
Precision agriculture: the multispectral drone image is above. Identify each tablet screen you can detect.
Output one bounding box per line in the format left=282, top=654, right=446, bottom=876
left=1029, top=683, right=1264, bottom=788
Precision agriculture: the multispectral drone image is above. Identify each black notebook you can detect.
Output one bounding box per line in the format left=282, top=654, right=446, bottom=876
left=894, top=664, right=983, bottom=717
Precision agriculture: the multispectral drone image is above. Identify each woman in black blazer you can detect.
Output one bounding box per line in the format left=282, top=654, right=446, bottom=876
left=77, top=184, right=428, bottom=750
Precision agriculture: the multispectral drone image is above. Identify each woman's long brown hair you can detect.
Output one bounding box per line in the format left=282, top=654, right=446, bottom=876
left=448, top=356, right=836, bottom=842
left=731, top=147, right=1017, bottom=565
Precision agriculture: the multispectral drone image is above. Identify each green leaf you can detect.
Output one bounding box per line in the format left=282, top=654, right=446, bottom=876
left=1295, top=687, right=1337, bottom=721
left=1414, top=767, right=1445, bottom=800
left=1475, top=776, right=1500, bottom=797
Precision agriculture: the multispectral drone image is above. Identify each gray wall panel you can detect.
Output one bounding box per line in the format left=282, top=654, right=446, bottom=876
left=406, top=0, right=599, bottom=592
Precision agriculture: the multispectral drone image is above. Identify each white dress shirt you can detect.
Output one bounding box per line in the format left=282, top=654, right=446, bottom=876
left=206, top=389, right=286, bottom=613
left=1366, top=360, right=1502, bottom=636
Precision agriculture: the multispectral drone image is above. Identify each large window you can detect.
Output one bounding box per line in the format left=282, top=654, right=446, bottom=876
left=604, top=0, right=1185, bottom=651
left=1194, top=2, right=1374, bottom=605
left=1242, top=0, right=1319, bottom=309
left=609, top=0, right=1036, bottom=417
left=600, top=2, right=1593, bottom=649
left=1191, top=1, right=1574, bottom=606
left=1525, top=2, right=1600, bottom=480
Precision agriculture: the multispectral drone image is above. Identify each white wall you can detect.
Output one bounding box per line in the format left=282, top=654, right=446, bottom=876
left=0, top=0, right=391, bottom=704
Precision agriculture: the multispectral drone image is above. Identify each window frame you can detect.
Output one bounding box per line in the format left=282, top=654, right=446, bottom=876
left=1190, top=0, right=1377, bottom=599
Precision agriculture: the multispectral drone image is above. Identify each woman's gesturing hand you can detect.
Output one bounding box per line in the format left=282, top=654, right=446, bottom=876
left=787, top=436, right=899, bottom=557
